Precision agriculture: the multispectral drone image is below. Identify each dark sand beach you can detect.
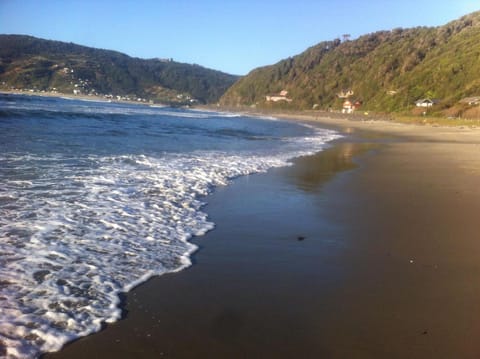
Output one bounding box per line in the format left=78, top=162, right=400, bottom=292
left=44, top=116, right=480, bottom=358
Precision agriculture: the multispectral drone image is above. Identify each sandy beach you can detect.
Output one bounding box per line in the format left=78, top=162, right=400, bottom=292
left=43, top=114, right=480, bottom=358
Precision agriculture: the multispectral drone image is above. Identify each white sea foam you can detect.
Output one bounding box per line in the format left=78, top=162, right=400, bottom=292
left=0, top=123, right=340, bottom=358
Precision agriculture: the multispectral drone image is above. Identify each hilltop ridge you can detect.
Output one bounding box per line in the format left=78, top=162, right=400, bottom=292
left=220, top=11, right=480, bottom=117
left=0, top=35, right=239, bottom=105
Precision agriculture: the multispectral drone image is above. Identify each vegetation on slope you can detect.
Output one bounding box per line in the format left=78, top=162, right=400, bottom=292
left=0, top=35, right=238, bottom=104
left=220, top=11, right=480, bottom=117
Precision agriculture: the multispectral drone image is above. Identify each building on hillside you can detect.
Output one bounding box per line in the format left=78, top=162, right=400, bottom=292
left=459, top=96, right=480, bottom=106
left=266, top=90, right=292, bottom=103
left=415, top=98, right=439, bottom=107
left=337, top=89, right=354, bottom=98
left=342, top=99, right=362, bottom=114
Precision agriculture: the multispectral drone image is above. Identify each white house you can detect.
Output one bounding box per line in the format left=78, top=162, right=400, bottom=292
left=415, top=98, right=439, bottom=107
left=266, top=90, right=292, bottom=103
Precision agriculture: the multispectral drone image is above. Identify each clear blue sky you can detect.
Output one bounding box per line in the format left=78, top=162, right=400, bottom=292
left=1, top=0, right=478, bottom=75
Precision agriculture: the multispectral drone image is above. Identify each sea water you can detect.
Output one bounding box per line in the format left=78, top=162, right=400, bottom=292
left=0, top=94, right=340, bottom=358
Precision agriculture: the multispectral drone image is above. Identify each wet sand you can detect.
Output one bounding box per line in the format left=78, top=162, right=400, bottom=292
left=44, top=118, right=480, bottom=358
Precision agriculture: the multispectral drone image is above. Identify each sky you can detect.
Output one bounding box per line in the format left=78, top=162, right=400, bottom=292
left=0, top=0, right=479, bottom=75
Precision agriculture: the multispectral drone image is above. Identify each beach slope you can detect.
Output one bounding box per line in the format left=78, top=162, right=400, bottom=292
left=45, top=117, right=480, bottom=358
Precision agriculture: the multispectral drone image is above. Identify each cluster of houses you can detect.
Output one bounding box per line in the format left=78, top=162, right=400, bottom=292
left=103, top=94, right=150, bottom=103
left=73, top=78, right=93, bottom=95
left=338, top=89, right=362, bottom=113
left=176, top=93, right=198, bottom=104
left=339, top=92, right=480, bottom=114
left=2, top=81, right=198, bottom=105
left=3, top=85, right=60, bottom=95
left=338, top=88, right=479, bottom=114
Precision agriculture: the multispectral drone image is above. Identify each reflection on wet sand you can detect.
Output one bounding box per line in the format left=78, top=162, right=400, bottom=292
left=287, top=142, right=379, bottom=192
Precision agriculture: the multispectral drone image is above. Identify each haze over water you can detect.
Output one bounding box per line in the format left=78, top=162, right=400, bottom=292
left=0, top=94, right=340, bottom=358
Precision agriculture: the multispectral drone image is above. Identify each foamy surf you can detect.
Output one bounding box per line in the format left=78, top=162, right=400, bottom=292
left=0, top=94, right=341, bottom=358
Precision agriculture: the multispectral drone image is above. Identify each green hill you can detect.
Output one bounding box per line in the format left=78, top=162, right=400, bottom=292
left=0, top=35, right=238, bottom=105
left=220, top=11, right=480, bottom=116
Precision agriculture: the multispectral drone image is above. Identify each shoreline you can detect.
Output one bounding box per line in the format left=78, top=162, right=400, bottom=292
left=4, top=88, right=480, bottom=136
left=43, top=110, right=480, bottom=358
left=44, top=133, right=377, bottom=359
left=218, top=106, right=480, bottom=143
left=0, top=90, right=162, bottom=108
left=2, top=91, right=476, bottom=357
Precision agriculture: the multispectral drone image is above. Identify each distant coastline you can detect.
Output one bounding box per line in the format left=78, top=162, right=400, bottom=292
left=4, top=89, right=480, bottom=134
left=0, top=89, right=160, bottom=108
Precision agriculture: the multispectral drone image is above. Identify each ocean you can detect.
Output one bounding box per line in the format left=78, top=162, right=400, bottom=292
left=0, top=94, right=340, bottom=358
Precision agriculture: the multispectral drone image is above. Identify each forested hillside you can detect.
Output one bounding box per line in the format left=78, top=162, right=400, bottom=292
left=220, top=11, right=480, bottom=116
left=0, top=35, right=238, bottom=104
